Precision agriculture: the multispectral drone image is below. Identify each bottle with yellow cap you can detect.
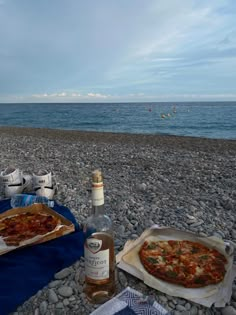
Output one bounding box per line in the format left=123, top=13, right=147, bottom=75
left=83, top=170, right=116, bottom=304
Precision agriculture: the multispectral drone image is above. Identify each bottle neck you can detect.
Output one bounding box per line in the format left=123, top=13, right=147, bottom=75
left=91, top=180, right=105, bottom=216
left=92, top=204, right=105, bottom=215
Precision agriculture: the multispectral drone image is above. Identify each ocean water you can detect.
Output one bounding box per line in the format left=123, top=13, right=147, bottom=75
left=0, top=102, right=235, bottom=140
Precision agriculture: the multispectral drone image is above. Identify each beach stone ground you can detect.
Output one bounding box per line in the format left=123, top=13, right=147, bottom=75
left=0, top=127, right=236, bottom=315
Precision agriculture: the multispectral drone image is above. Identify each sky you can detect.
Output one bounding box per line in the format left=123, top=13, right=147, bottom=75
left=0, top=0, right=236, bottom=103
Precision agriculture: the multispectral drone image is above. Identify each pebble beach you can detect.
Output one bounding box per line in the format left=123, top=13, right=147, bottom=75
left=0, top=126, right=236, bottom=315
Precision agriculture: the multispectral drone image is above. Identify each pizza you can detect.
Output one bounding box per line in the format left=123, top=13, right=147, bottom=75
left=0, top=212, right=60, bottom=246
left=139, top=240, right=227, bottom=288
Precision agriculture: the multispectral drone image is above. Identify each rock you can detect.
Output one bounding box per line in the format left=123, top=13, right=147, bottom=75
left=39, top=301, right=48, bottom=315
left=54, top=268, right=71, bottom=280
left=176, top=304, right=186, bottom=311
left=137, top=183, right=147, bottom=191
left=118, top=271, right=128, bottom=287
left=63, top=299, right=70, bottom=306
left=159, top=295, right=168, bottom=303
left=190, top=305, right=198, bottom=315
left=117, top=225, right=125, bottom=235
left=48, top=280, right=62, bottom=288
left=55, top=302, right=64, bottom=309
left=190, top=220, right=203, bottom=227
left=221, top=306, right=236, bottom=315
left=58, top=286, right=73, bottom=297
left=75, top=269, right=85, bottom=285
left=48, top=289, right=59, bottom=303
left=232, top=230, right=236, bottom=239
left=185, top=302, right=191, bottom=310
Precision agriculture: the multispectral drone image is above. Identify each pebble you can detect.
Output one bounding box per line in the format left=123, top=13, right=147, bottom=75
left=3, top=130, right=235, bottom=315
left=190, top=220, right=204, bottom=227
left=222, top=306, right=236, bottom=315
left=118, top=271, right=128, bottom=287
left=159, top=295, right=168, bottom=303
left=39, top=301, right=47, bottom=315
left=48, top=289, right=58, bottom=304
left=54, top=268, right=71, bottom=280
left=176, top=304, right=186, bottom=311
left=48, top=280, right=62, bottom=288
left=232, top=230, right=236, bottom=239
left=190, top=306, right=198, bottom=315
left=58, top=286, right=73, bottom=297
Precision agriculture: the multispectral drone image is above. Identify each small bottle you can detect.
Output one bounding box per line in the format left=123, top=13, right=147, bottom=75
left=10, top=194, right=54, bottom=208
left=83, top=170, right=116, bottom=304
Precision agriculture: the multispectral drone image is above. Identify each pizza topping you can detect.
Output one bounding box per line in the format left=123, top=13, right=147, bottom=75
left=139, top=239, right=227, bottom=288
left=0, top=212, right=59, bottom=246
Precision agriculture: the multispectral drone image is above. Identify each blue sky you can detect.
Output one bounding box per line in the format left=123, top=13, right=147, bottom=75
left=0, top=0, right=236, bottom=103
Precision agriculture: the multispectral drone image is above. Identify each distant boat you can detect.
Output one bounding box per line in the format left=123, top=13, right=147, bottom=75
left=161, top=114, right=166, bottom=119
left=172, top=105, right=176, bottom=113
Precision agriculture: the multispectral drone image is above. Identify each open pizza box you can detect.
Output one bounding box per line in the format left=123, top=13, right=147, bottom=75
left=116, top=225, right=236, bottom=308
left=0, top=203, right=75, bottom=255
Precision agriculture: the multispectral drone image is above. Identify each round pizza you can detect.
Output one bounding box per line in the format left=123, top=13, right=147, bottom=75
left=139, top=240, right=227, bottom=288
left=0, top=212, right=60, bottom=246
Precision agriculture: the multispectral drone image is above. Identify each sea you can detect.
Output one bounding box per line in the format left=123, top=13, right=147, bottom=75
left=0, top=102, right=235, bottom=140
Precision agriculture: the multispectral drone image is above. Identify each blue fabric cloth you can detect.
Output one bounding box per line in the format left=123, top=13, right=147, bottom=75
left=115, top=306, right=136, bottom=315
left=0, top=199, right=84, bottom=315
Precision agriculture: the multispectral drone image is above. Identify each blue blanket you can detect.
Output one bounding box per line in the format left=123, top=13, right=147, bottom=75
left=0, top=199, right=84, bottom=315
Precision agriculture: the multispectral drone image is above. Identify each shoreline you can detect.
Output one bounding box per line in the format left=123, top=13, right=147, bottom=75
left=0, top=126, right=235, bottom=152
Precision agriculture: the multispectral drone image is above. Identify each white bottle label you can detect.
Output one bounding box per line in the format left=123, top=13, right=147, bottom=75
left=84, top=238, right=109, bottom=280
left=92, top=182, right=104, bottom=206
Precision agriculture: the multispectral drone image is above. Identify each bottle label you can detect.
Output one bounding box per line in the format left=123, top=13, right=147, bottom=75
left=84, top=238, right=109, bottom=280
left=92, top=182, right=104, bottom=206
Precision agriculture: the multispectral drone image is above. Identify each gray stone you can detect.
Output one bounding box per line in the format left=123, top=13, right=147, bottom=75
left=48, top=289, right=59, bottom=303
left=117, top=225, right=125, bottom=235
left=75, top=269, right=85, bottom=285
left=54, top=267, right=71, bottom=280
left=185, top=302, right=191, bottom=310
left=222, top=306, right=236, bottom=315
left=232, top=230, right=236, bottom=239
left=58, top=286, right=73, bottom=297
left=190, top=220, right=203, bottom=227
left=159, top=295, right=168, bottom=303
left=63, top=298, right=70, bottom=306
left=48, top=280, right=62, bottom=288
left=118, top=271, right=128, bottom=287
left=176, top=304, right=186, bottom=311
left=168, top=301, right=176, bottom=309
left=190, top=305, right=198, bottom=315
left=39, top=301, right=48, bottom=315
left=56, top=302, right=64, bottom=309
left=34, top=309, right=40, bottom=315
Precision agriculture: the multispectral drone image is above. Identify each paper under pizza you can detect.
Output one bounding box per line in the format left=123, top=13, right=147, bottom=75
left=139, top=240, right=227, bottom=288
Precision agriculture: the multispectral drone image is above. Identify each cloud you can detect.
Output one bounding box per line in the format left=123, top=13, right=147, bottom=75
left=87, top=93, right=108, bottom=98
left=0, top=0, right=236, bottom=101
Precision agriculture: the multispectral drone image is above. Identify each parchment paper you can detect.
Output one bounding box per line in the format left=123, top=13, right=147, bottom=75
left=116, top=225, right=236, bottom=307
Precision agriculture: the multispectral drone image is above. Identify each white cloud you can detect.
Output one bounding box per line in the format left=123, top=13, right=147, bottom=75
left=87, top=93, right=108, bottom=98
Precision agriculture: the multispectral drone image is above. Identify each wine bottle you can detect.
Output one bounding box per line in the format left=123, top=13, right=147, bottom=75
left=83, top=170, right=116, bottom=304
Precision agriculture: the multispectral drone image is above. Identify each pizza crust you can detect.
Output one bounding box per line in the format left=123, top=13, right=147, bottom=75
left=139, top=240, right=227, bottom=288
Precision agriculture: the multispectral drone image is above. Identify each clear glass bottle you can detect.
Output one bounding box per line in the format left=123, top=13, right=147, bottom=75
left=83, top=170, right=116, bottom=304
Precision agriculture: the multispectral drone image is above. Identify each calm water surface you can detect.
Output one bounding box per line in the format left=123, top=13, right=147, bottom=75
left=0, top=102, right=235, bottom=140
